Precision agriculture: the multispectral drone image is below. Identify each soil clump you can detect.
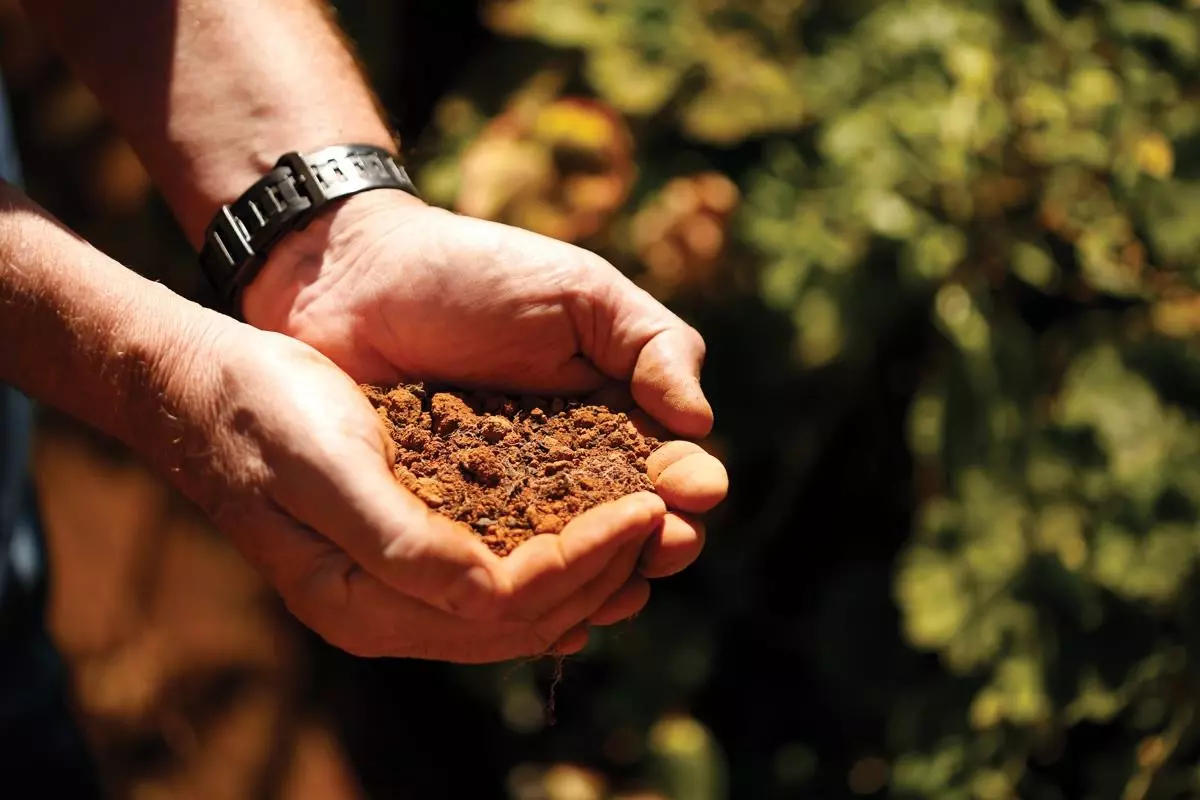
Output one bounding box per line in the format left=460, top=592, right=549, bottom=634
left=362, top=383, right=660, bottom=556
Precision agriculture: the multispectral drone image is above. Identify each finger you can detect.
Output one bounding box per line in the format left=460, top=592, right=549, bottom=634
left=550, top=624, right=590, bottom=655
left=502, top=492, right=665, bottom=621
left=432, top=534, right=648, bottom=666
left=638, top=512, right=705, bottom=579
left=647, top=441, right=729, bottom=514
left=278, top=443, right=507, bottom=621
left=587, top=575, right=651, bottom=625
left=531, top=538, right=645, bottom=642
left=277, top=537, right=522, bottom=661
left=572, top=273, right=713, bottom=438
left=630, top=327, right=713, bottom=439
left=280, top=529, right=607, bottom=664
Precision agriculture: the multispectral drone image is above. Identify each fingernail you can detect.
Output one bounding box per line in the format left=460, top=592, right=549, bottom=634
left=445, top=565, right=497, bottom=620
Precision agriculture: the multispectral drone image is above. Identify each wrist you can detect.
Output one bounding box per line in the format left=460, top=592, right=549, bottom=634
left=199, top=143, right=422, bottom=322
left=105, top=283, right=233, bottom=469
left=181, top=126, right=400, bottom=247
left=0, top=182, right=250, bottom=517
left=239, top=189, right=428, bottom=333
left=118, top=294, right=283, bottom=522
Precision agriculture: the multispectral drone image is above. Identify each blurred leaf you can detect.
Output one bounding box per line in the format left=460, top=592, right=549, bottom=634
left=647, top=715, right=726, bottom=800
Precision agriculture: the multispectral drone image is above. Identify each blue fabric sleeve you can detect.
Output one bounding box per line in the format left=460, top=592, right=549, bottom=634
left=0, top=70, right=32, bottom=605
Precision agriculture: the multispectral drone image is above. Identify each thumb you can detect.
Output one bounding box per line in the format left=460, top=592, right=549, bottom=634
left=629, top=327, right=713, bottom=439
left=575, top=270, right=713, bottom=438
left=275, top=440, right=506, bottom=621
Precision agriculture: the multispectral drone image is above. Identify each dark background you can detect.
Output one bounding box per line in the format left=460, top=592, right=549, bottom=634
left=6, top=0, right=1200, bottom=798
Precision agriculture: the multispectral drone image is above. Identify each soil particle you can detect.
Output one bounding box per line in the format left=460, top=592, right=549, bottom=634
left=362, top=383, right=660, bottom=556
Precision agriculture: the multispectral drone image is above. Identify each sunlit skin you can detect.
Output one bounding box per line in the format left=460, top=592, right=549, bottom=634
left=0, top=0, right=730, bottom=663
left=233, top=190, right=729, bottom=660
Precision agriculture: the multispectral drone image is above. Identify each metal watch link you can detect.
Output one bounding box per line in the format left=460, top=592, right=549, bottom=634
left=198, top=143, right=420, bottom=318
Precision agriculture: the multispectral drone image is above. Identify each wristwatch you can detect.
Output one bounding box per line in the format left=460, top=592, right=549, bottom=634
left=198, top=143, right=420, bottom=318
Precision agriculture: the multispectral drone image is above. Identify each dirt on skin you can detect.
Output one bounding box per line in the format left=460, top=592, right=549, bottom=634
left=361, top=383, right=660, bottom=556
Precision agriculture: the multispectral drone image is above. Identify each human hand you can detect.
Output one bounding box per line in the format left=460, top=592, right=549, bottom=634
left=157, top=316, right=680, bottom=662
left=242, top=192, right=728, bottom=586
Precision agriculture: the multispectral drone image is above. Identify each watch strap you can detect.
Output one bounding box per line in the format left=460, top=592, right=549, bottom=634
left=198, top=143, right=419, bottom=317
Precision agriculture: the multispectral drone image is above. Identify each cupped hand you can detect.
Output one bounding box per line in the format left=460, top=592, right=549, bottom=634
left=241, top=192, right=728, bottom=582
left=166, top=318, right=677, bottom=662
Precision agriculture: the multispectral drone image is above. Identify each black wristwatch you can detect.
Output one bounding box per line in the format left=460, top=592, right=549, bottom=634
left=198, top=143, right=420, bottom=318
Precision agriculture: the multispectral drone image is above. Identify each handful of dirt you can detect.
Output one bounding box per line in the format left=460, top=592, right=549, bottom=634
left=362, top=383, right=661, bottom=556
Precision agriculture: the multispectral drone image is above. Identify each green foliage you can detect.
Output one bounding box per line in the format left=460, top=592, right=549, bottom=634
left=412, top=0, right=1200, bottom=797
left=485, top=0, right=806, bottom=142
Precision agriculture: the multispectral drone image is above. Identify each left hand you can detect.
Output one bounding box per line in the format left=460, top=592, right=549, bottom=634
left=241, top=191, right=728, bottom=615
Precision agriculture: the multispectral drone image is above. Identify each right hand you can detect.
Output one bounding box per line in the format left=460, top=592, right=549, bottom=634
left=158, top=316, right=667, bottom=663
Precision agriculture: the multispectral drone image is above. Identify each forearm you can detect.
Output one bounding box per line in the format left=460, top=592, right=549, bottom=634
left=19, top=0, right=395, bottom=246
left=0, top=182, right=217, bottom=472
